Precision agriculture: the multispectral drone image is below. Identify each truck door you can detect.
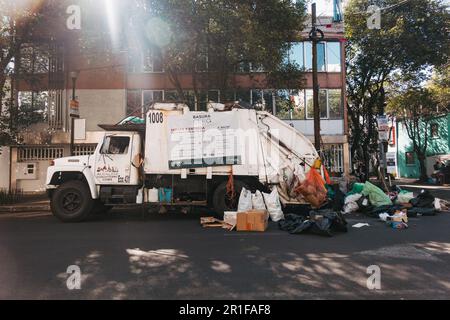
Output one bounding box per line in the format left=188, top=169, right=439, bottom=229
left=94, top=133, right=139, bottom=185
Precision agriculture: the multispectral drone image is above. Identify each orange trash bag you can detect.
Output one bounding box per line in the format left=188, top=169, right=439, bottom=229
left=294, top=168, right=327, bottom=208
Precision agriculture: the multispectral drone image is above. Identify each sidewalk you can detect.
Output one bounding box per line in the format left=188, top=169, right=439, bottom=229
left=0, top=194, right=50, bottom=213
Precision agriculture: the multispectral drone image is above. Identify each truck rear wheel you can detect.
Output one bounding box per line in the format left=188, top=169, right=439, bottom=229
left=51, top=180, right=94, bottom=222
left=212, top=179, right=247, bottom=218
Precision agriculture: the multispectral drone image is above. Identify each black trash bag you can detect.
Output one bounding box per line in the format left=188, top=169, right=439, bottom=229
left=365, top=204, right=406, bottom=217
left=409, top=189, right=435, bottom=208
left=356, top=195, right=373, bottom=214
left=329, top=184, right=345, bottom=211
left=278, top=209, right=347, bottom=237
left=406, top=207, right=436, bottom=217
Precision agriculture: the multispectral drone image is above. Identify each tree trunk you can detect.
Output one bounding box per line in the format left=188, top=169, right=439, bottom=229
left=417, top=153, right=428, bottom=182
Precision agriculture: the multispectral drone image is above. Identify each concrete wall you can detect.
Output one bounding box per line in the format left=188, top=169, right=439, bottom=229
left=0, top=147, right=10, bottom=190
left=11, top=145, right=71, bottom=193
left=290, top=119, right=344, bottom=136
left=16, top=160, right=51, bottom=193
left=76, top=89, right=126, bottom=131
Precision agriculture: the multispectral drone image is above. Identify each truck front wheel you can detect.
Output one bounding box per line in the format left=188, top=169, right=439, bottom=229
left=212, top=179, right=247, bottom=218
left=51, top=180, right=95, bottom=222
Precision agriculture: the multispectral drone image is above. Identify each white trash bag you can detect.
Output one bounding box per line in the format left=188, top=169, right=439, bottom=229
left=263, top=189, right=284, bottom=222
left=252, top=190, right=266, bottom=210
left=237, top=187, right=252, bottom=212
left=343, top=193, right=362, bottom=214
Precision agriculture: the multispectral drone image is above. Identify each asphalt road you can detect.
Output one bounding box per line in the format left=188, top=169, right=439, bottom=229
left=1, top=205, right=450, bottom=300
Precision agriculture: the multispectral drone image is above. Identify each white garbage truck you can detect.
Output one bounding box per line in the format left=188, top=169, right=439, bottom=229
left=46, top=102, right=319, bottom=222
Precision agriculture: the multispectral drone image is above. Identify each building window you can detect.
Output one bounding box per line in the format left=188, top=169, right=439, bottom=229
left=126, top=90, right=142, bottom=116
left=208, top=90, right=220, bottom=103
left=405, top=152, right=415, bottom=166
left=326, top=42, right=341, bottom=72
left=289, top=41, right=341, bottom=72
left=196, top=90, right=221, bottom=111
left=430, top=123, right=439, bottom=138
left=288, top=42, right=304, bottom=67
left=273, top=89, right=344, bottom=120
left=18, top=147, right=64, bottom=162
left=161, top=90, right=197, bottom=110
left=262, top=90, right=274, bottom=114
left=127, top=90, right=163, bottom=116
left=143, top=47, right=163, bottom=72
left=197, top=91, right=209, bottom=111
left=143, top=90, right=163, bottom=112
left=221, top=90, right=236, bottom=102
left=275, top=90, right=291, bottom=119
left=303, top=41, right=326, bottom=71
left=306, top=89, right=327, bottom=119
left=317, top=42, right=326, bottom=72
left=304, top=41, right=312, bottom=70
left=328, top=89, right=343, bottom=119
left=236, top=90, right=251, bottom=107
left=128, top=47, right=163, bottom=73
left=20, top=44, right=49, bottom=74
left=18, top=91, right=49, bottom=123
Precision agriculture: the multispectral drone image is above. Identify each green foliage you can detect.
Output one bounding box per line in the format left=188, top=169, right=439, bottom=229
left=138, top=0, right=307, bottom=100
left=387, top=87, right=438, bottom=180
left=428, top=64, right=450, bottom=112
left=345, top=0, right=450, bottom=177
left=0, top=188, right=23, bottom=205
left=0, top=1, right=60, bottom=148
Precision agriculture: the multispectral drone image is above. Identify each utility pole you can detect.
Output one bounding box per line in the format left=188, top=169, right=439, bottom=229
left=309, top=3, right=323, bottom=152
left=69, top=71, right=79, bottom=156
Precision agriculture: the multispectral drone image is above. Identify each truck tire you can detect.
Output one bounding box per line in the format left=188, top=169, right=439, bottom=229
left=51, top=180, right=95, bottom=222
left=212, top=179, right=247, bottom=218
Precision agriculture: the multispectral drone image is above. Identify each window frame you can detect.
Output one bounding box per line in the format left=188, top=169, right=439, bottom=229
left=430, top=123, right=439, bottom=139
left=305, top=89, right=328, bottom=119
left=405, top=151, right=415, bottom=166
left=288, top=41, right=341, bottom=72
left=100, top=136, right=131, bottom=155
left=326, top=42, right=342, bottom=72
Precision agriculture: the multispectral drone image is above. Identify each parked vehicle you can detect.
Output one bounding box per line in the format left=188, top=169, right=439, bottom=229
left=46, top=103, right=319, bottom=222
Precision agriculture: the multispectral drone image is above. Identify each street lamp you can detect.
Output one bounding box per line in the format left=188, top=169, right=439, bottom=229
left=69, top=71, right=79, bottom=156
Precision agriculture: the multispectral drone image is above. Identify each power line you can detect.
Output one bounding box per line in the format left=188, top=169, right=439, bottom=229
left=344, top=0, right=414, bottom=16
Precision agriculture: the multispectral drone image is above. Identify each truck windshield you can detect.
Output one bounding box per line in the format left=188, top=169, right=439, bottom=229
left=100, top=136, right=130, bottom=154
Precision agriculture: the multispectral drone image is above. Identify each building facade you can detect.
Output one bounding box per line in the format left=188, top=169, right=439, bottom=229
left=396, top=114, right=450, bottom=179
left=1, top=4, right=348, bottom=193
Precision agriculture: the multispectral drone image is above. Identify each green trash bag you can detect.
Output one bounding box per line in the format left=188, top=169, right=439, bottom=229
left=361, top=181, right=392, bottom=207
left=346, top=182, right=364, bottom=196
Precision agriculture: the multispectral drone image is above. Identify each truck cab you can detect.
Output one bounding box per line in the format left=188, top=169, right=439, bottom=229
left=46, top=130, right=142, bottom=222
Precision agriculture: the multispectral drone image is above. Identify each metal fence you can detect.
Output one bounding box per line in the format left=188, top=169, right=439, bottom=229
left=322, top=144, right=344, bottom=174
left=18, top=147, right=64, bottom=162
left=74, top=144, right=97, bottom=156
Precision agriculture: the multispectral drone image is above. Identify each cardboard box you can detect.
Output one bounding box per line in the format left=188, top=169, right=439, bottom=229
left=236, top=210, right=269, bottom=232
left=224, top=211, right=237, bottom=227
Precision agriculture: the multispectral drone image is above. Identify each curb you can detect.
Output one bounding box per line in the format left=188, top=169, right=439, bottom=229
left=0, top=205, right=51, bottom=213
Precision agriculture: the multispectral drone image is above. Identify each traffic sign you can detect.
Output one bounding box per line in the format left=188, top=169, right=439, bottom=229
left=70, top=99, right=79, bottom=118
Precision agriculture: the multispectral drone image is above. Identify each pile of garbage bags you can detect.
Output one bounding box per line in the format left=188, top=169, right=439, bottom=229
left=237, top=187, right=284, bottom=222
left=279, top=209, right=348, bottom=237
left=344, top=181, right=392, bottom=214
left=343, top=181, right=443, bottom=218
